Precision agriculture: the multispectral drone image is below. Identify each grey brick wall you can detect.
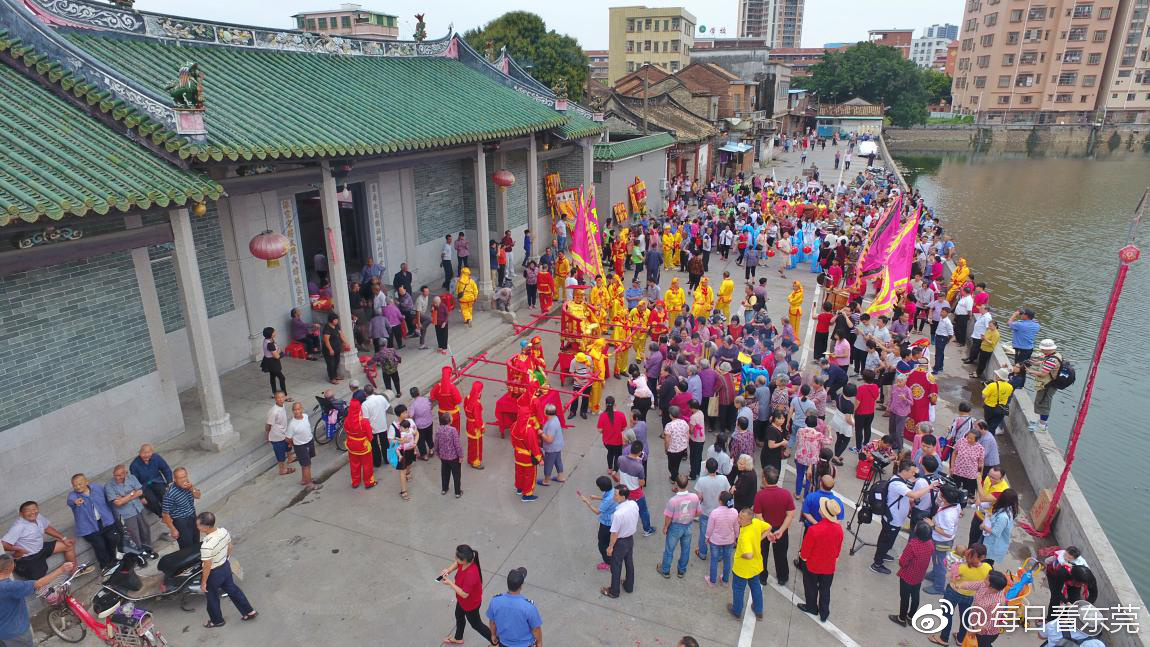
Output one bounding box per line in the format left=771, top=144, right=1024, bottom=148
left=545, top=146, right=585, bottom=194
left=0, top=248, right=156, bottom=432
left=146, top=206, right=234, bottom=332
left=486, top=150, right=529, bottom=231
left=415, top=159, right=476, bottom=244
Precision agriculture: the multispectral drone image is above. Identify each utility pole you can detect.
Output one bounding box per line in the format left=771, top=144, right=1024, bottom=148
left=642, top=63, right=649, bottom=135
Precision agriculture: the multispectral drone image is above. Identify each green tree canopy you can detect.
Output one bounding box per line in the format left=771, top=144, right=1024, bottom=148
left=798, top=42, right=933, bottom=127
left=464, top=12, right=589, bottom=101
left=922, top=68, right=954, bottom=106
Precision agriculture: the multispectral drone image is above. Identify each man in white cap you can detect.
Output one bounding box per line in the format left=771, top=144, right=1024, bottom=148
left=1028, top=339, right=1062, bottom=432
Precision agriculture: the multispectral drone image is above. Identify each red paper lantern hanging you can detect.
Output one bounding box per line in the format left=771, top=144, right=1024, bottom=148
left=493, top=169, right=516, bottom=192
left=249, top=230, right=291, bottom=268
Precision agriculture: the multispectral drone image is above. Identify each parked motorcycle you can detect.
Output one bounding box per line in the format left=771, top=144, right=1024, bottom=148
left=91, top=548, right=204, bottom=614
left=41, top=564, right=168, bottom=646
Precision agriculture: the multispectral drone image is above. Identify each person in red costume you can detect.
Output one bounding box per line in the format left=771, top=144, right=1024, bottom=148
left=537, top=266, right=554, bottom=313
left=344, top=399, right=376, bottom=489
left=507, top=344, right=533, bottom=399
left=429, top=366, right=463, bottom=430
left=510, top=391, right=543, bottom=501
left=494, top=392, right=518, bottom=439
left=463, top=381, right=485, bottom=470
left=526, top=336, right=546, bottom=375
left=649, top=300, right=669, bottom=341
left=904, top=344, right=938, bottom=442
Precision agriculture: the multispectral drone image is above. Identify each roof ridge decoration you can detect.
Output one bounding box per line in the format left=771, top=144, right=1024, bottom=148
left=456, top=37, right=596, bottom=123
left=23, top=0, right=454, bottom=57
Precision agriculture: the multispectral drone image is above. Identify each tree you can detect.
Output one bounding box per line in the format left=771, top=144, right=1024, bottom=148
left=464, top=12, right=589, bottom=101
left=922, top=68, right=953, bottom=106
left=799, top=42, right=932, bottom=127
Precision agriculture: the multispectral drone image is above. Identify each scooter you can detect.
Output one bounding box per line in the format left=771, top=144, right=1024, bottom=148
left=41, top=563, right=168, bottom=646
left=91, top=547, right=204, bottom=614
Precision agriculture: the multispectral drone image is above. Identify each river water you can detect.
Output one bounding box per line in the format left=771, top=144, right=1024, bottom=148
left=893, top=151, right=1150, bottom=600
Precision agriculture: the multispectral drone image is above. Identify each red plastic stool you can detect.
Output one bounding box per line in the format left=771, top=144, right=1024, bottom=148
left=285, top=341, right=307, bottom=359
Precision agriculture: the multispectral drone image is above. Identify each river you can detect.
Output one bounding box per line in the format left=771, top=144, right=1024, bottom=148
left=893, top=151, right=1150, bottom=600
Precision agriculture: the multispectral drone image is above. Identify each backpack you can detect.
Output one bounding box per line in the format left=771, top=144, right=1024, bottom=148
left=1050, top=354, right=1076, bottom=390
left=867, top=476, right=908, bottom=523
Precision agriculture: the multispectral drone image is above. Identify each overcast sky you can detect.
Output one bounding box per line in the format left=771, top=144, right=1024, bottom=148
left=135, top=0, right=962, bottom=49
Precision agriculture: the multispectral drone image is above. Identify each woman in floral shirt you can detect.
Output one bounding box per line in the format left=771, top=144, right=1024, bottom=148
left=792, top=414, right=832, bottom=498
left=948, top=428, right=985, bottom=496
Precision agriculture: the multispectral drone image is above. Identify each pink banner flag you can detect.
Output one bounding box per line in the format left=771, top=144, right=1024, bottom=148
left=853, top=194, right=904, bottom=284
left=569, top=186, right=604, bottom=279
left=865, top=206, right=922, bottom=316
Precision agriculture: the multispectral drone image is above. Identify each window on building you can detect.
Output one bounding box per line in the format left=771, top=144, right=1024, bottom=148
left=985, top=13, right=998, bottom=26
left=1016, top=73, right=1036, bottom=86
left=1020, top=51, right=1039, bottom=64
left=644, top=40, right=651, bottom=51
left=1088, top=52, right=1103, bottom=64
left=1024, top=28, right=1045, bottom=42
left=1093, top=29, right=1108, bottom=41
left=654, top=19, right=660, bottom=31
left=962, top=38, right=974, bottom=51
left=1119, top=69, right=1133, bottom=77
left=1021, top=94, right=1034, bottom=104
left=998, top=74, right=1012, bottom=87
left=628, top=61, right=635, bottom=72
left=1072, top=4, right=1093, bottom=18
left=1003, top=53, right=1016, bottom=65
left=340, top=15, right=351, bottom=28
left=664, top=41, right=670, bottom=52
left=627, top=18, right=635, bottom=32
left=670, top=60, right=680, bottom=72
left=1128, top=92, right=1137, bottom=100
left=980, top=34, right=995, bottom=47
left=1068, top=26, right=1088, bottom=40
left=672, top=17, right=680, bottom=29
left=307, top=18, right=316, bottom=30
left=627, top=41, right=634, bottom=53
left=1006, top=31, right=1020, bottom=44
left=1028, top=7, right=1047, bottom=20
left=1055, top=93, right=1073, bottom=102
left=1063, top=49, right=1083, bottom=63
left=977, top=55, right=990, bottom=68
left=1099, top=7, right=1112, bottom=19
left=966, top=18, right=977, bottom=32
left=318, top=17, right=328, bottom=28
left=975, top=75, right=987, bottom=88
left=671, top=39, right=680, bottom=52
left=1083, top=74, right=1097, bottom=86
left=645, top=19, right=652, bottom=29
left=1010, top=9, right=1024, bottom=22
left=1057, top=72, right=1078, bottom=85
left=296, top=17, right=306, bottom=29
left=998, top=95, right=1010, bottom=104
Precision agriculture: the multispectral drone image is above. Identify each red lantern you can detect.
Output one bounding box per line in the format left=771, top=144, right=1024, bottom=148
left=803, top=246, right=812, bottom=254
left=249, top=230, right=290, bottom=268
left=493, top=169, right=516, bottom=192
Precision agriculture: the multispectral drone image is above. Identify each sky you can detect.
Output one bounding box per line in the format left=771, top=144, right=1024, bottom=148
left=133, top=0, right=961, bottom=49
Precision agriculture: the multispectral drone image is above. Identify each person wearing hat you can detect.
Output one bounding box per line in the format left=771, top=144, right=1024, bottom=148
left=797, top=497, right=844, bottom=623
left=487, top=567, right=542, bottom=647
left=1028, top=339, right=1062, bottom=432
left=981, top=368, right=1014, bottom=435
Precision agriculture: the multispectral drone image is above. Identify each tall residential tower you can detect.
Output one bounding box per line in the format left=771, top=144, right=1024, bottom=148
left=737, top=0, right=805, bottom=48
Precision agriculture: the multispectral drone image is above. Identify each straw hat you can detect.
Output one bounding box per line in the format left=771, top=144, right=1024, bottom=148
left=820, top=497, right=842, bottom=522
left=993, top=367, right=1011, bottom=381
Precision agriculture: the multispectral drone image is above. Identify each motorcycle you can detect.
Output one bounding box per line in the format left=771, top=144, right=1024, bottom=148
left=91, top=547, right=204, bottom=615
left=41, top=563, right=168, bottom=646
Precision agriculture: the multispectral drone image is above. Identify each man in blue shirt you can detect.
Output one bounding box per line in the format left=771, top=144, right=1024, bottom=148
left=624, top=279, right=644, bottom=311
left=0, top=553, right=73, bottom=647
left=800, top=475, right=846, bottom=527
left=487, top=567, right=542, bottom=647
left=66, top=474, right=119, bottom=570
left=129, top=444, right=172, bottom=518
left=1007, top=308, right=1041, bottom=366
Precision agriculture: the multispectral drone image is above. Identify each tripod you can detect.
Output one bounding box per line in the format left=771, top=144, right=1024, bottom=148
left=846, top=462, right=884, bottom=556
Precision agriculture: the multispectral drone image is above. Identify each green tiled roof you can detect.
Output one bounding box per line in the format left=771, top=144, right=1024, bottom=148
left=594, top=133, right=676, bottom=162
left=0, top=58, right=222, bottom=227
left=557, top=112, right=605, bottom=140
left=62, top=32, right=571, bottom=162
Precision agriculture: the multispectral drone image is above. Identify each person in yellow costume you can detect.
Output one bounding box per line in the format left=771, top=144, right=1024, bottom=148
left=607, top=274, right=626, bottom=322
left=662, top=227, right=676, bottom=270
left=946, top=258, right=970, bottom=303
left=664, top=277, right=686, bottom=315
left=455, top=266, right=478, bottom=326
left=588, top=338, right=608, bottom=413
left=629, top=300, right=650, bottom=362
left=692, top=276, right=715, bottom=319
left=555, top=252, right=571, bottom=302
left=787, top=280, right=804, bottom=341
left=717, top=271, right=735, bottom=321
left=672, top=227, right=684, bottom=268
left=610, top=308, right=630, bottom=377
left=589, top=276, right=610, bottom=326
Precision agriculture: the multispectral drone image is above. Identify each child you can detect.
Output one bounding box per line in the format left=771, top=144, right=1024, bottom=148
left=890, top=522, right=934, bottom=627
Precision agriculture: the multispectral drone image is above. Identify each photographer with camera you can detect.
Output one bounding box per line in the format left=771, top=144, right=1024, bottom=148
left=923, top=484, right=965, bottom=595
left=870, top=461, right=936, bottom=575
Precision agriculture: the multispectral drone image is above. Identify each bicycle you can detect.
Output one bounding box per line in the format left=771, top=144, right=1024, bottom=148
left=311, top=394, right=347, bottom=451
left=41, top=563, right=168, bottom=646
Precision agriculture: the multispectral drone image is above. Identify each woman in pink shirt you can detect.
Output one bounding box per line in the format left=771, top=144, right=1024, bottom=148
left=887, top=373, right=913, bottom=453
left=948, top=429, right=985, bottom=495
left=829, top=332, right=851, bottom=369
left=704, top=491, right=740, bottom=586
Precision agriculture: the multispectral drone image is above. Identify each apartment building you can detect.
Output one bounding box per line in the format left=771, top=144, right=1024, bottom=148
left=868, top=29, right=914, bottom=58
left=1101, top=0, right=1150, bottom=122
left=951, top=0, right=1122, bottom=123
left=925, top=23, right=960, bottom=40
left=586, top=50, right=610, bottom=82
left=608, top=6, right=697, bottom=85
left=766, top=47, right=840, bottom=76
left=737, top=0, right=805, bottom=48
left=292, top=4, right=399, bottom=40
left=912, top=35, right=954, bottom=68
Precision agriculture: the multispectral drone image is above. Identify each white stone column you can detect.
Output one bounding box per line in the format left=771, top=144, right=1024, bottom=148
left=474, top=144, right=493, bottom=293
left=527, top=133, right=543, bottom=256
left=169, top=207, right=237, bottom=451
left=318, top=160, right=360, bottom=375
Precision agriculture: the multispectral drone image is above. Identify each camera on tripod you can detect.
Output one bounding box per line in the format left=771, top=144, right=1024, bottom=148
left=932, top=475, right=970, bottom=508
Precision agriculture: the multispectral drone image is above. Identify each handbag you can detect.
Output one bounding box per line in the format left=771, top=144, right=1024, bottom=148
left=855, top=456, right=875, bottom=481
left=386, top=441, right=398, bottom=467
left=707, top=397, right=719, bottom=417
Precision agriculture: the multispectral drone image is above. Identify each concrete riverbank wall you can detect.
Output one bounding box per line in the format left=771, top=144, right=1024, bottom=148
left=885, top=125, right=1150, bottom=159
left=879, top=132, right=1150, bottom=646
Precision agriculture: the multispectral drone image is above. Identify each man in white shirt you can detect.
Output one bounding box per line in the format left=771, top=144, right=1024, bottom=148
left=923, top=485, right=962, bottom=594
left=964, top=304, right=993, bottom=364
left=265, top=392, right=292, bottom=476
left=440, top=234, right=455, bottom=290
left=871, top=461, right=934, bottom=575
left=603, top=486, right=639, bottom=598
left=953, top=287, right=975, bottom=345
left=360, top=385, right=390, bottom=468
left=932, top=307, right=955, bottom=376
left=196, top=512, right=256, bottom=626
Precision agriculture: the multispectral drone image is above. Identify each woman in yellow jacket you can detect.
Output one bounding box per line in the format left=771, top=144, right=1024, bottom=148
left=716, top=272, right=735, bottom=321
left=629, top=301, right=650, bottom=361
left=664, top=277, right=686, bottom=315
left=946, top=258, right=970, bottom=303
left=455, top=267, right=479, bottom=326
left=692, top=277, right=715, bottom=319
left=588, top=338, right=608, bottom=413
left=787, top=280, right=804, bottom=340
left=662, top=228, right=676, bottom=270
left=555, top=253, right=571, bottom=302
